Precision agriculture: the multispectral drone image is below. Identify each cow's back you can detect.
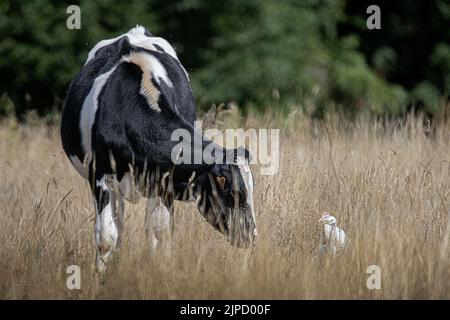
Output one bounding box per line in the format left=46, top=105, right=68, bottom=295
left=61, top=26, right=196, bottom=180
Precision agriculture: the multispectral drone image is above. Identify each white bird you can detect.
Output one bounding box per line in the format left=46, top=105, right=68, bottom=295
left=318, top=212, right=348, bottom=256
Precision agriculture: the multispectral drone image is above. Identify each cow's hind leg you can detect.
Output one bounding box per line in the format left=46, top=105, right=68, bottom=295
left=94, top=174, right=119, bottom=273
left=145, top=197, right=173, bottom=253
left=115, top=195, right=125, bottom=248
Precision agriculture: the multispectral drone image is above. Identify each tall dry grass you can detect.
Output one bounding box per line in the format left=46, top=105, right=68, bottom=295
left=0, top=111, right=449, bottom=299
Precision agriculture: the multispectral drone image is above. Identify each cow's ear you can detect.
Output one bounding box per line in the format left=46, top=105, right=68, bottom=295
left=215, top=176, right=226, bottom=190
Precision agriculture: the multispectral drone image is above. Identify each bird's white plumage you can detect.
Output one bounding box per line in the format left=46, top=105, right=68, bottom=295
left=318, top=212, right=347, bottom=256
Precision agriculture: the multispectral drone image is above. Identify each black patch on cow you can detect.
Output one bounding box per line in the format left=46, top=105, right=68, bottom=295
left=153, top=44, right=165, bottom=53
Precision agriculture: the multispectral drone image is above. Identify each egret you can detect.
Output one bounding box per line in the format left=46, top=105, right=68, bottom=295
left=318, top=212, right=348, bottom=256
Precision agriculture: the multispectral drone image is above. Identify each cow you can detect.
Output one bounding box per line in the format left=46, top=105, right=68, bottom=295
left=60, top=26, right=256, bottom=272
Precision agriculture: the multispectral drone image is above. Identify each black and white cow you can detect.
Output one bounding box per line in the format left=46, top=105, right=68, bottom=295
left=61, top=26, right=256, bottom=272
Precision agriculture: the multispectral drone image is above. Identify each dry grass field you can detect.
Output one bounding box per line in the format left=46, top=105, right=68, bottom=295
left=0, top=111, right=449, bottom=299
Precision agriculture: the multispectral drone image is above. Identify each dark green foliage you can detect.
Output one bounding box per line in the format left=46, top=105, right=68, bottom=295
left=0, top=0, right=448, bottom=117
left=0, top=0, right=158, bottom=115
left=193, top=0, right=341, bottom=109
left=341, top=0, right=450, bottom=115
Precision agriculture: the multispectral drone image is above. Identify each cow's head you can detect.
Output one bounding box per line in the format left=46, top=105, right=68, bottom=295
left=194, top=149, right=257, bottom=248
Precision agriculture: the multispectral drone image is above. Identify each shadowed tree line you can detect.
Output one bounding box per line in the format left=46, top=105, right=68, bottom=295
left=0, top=0, right=449, bottom=118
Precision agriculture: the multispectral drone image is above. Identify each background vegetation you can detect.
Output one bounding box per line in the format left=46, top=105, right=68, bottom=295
left=0, top=0, right=449, bottom=118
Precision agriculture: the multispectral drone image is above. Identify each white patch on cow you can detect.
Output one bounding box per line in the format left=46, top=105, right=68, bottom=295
left=145, top=197, right=171, bottom=250
left=95, top=176, right=119, bottom=273
left=127, top=25, right=147, bottom=36
left=96, top=203, right=117, bottom=252
left=125, top=26, right=180, bottom=63
left=150, top=36, right=189, bottom=80
left=147, top=37, right=178, bottom=59
left=122, top=51, right=173, bottom=88
left=69, top=154, right=89, bottom=179
left=86, top=35, right=124, bottom=65
left=85, top=26, right=189, bottom=80
left=235, top=157, right=257, bottom=236
left=79, top=66, right=117, bottom=161
left=144, top=53, right=173, bottom=88
left=122, top=51, right=173, bottom=113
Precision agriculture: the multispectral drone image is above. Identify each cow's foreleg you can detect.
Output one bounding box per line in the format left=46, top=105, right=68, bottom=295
left=144, top=197, right=173, bottom=253
left=94, top=174, right=119, bottom=273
